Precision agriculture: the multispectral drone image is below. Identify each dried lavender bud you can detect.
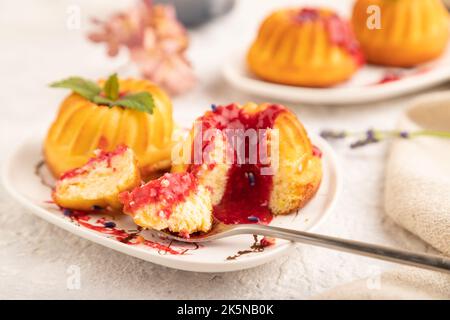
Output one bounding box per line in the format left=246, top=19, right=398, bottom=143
left=247, top=216, right=260, bottom=222
left=103, top=221, right=116, bottom=228
left=63, top=208, right=72, bottom=216
left=211, top=104, right=217, bottom=112
left=320, top=130, right=347, bottom=139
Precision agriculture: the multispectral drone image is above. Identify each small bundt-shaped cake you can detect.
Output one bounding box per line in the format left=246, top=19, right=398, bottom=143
left=45, top=78, right=173, bottom=179
left=172, top=103, right=322, bottom=224
left=119, top=172, right=213, bottom=236
left=352, top=0, right=449, bottom=67
left=53, top=145, right=141, bottom=211
left=247, top=8, right=364, bottom=87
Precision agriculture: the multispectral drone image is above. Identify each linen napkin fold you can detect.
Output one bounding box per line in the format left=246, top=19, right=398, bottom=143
left=315, top=92, right=450, bottom=299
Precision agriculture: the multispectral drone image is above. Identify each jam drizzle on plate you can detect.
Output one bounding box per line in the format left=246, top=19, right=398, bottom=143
left=59, top=206, right=199, bottom=255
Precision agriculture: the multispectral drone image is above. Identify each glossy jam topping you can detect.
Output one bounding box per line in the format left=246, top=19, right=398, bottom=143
left=119, top=172, right=198, bottom=218
left=59, top=144, right=128, bottom=180
left=66, top=210, right=184, bottom=254
left=192, top=104, right=287, bottom=225
left=294, top=8, right=364, bottom=66
left=312, top=145, right=322, bottom=158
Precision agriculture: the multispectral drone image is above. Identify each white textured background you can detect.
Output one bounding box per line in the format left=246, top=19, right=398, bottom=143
left=0, top=0, right=445, bottom=299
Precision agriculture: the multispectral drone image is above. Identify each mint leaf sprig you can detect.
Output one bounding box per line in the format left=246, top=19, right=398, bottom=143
left=321, top=129, right=450, bottom=148
left=50, top=73, right=154, bottom=114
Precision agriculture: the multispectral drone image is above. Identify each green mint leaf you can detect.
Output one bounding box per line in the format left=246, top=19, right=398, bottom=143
left=92, top=95, right=114, bottom=106
left=50, top=77, right=101, bottom=100
left=103, top=73, right=119, bottom=101
left=115, top=92, right=155, bottom=114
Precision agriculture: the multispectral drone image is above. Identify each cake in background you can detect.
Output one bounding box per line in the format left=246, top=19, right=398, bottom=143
left=247, top=8, right=364, bottom=87
left=88, top=0, right=196, bottom=95
left=45, top=75, right=174, bottom=179
left=53, top=145, right=141, bottom=211
left=352, top=0, right=449, bottom=67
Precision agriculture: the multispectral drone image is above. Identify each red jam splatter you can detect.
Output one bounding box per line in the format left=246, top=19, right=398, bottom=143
left=376, top=71, right=402, bottom=85
left=294, top=8, right=364, bottom=66
left=260, top=236, right=276, bottom=247
left=191, top=104, right=287, bottom=225
left=326, top=15, right=365, bottom=66
left=59, top=145, right=128, bottom=180
left=99, top=91, right=128, bottom=100
left=59, top=167, right=88, bottom=180
left=312, top=145, right=322, bottom=158
left=67, top=210, right=183, bottom=255
left=374, top=67, right=431, bottom=86
left=119, top=172, right=198, bottom=218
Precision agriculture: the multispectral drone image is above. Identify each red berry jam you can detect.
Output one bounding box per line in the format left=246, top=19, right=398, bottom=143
left=190, top=104, right=287, bottom=225
left=377, top=71, right=402, bottom=85
left=312, top=145, right=322, bottom=158
left=295, top=8, right=320, bottom=22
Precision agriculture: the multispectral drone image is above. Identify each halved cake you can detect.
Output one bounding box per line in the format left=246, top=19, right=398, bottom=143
left=53, top=145, right=141, bottom=211
left=119, top=172, right=213, bottom=237
left=172, top=103, right=322, bottom=225
left=45, top=78, right=174, bottom=179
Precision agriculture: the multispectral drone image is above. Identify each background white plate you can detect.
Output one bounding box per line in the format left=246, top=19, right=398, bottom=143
left=223, top=48, right=450, bottom=105
left=2, top=133, right=341, bottom=272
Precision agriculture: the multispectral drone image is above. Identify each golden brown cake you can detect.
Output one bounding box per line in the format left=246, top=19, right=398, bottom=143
left=352, top=0, right=449, bottom=67
left=172, top=103, right=322, bottom=225
left=119, top=172, right=213, bottom=237
left=53, top=145, right=141, bottom=211
left=44, top=78, right=173, bottom=179
left=247, top=8, right=364, bottom=87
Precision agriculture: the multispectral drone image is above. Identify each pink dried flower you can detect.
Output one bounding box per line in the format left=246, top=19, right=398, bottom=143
left=88, top=0, right=196, bottom=95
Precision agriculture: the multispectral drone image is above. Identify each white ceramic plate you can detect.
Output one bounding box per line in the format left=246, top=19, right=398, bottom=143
left=223, top=48, right=450, bottom=105
left=2, top=133, right=341, bottom=272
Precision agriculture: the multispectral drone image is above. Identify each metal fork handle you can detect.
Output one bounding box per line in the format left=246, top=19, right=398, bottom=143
left=232, top=224, right=450, bottom=274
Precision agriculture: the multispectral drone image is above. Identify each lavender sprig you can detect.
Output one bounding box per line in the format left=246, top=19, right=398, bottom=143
left=320, top=129, right=450, bottom=149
